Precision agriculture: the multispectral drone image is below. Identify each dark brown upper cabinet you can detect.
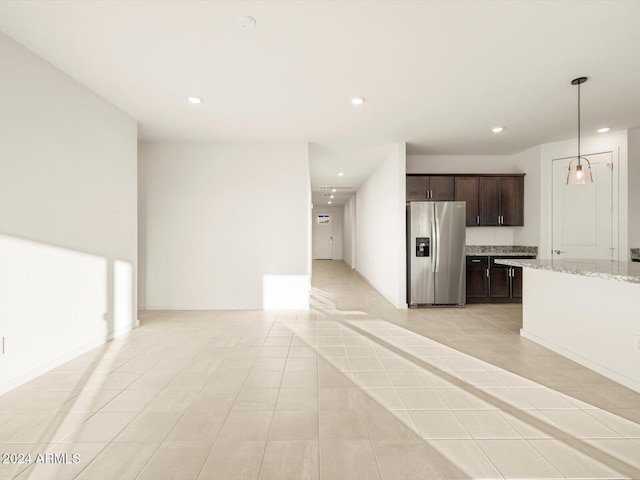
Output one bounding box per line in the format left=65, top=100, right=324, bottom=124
left=479, top=177, right=501, bottom=226
left=499, top=176, right=524, bottom=226
left=406, top=175, right=454, bottom=201
left=408, top=174, right=524, bottom=227
left=429, top=176, right=455, bottom=200
left=479, top=176, right=524, bottom=226
left=454, top=177, right=480, bottom=226
left=406, top=176, right=429, bottom=200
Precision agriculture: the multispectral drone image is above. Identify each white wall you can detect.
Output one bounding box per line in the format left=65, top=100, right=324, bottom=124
left=312, top=206, right=343, bottom=260
left=628, top=127, right=640, bottom=252
left=356, top=143, right=406, bottom=308
left=342, top=196, right=356, bottom=268
left=512, top=146, right=542, bottom=247
left=139, top=142, right=311, bottom=310
left=539, top=130, right=628, bottom=260
left=407, top=154, right=537, bottom=247
left=0, top=33, right=138, bottom=394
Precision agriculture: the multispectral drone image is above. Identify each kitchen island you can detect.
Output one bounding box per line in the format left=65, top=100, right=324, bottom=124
left=496, top=258, right=640, bottom=393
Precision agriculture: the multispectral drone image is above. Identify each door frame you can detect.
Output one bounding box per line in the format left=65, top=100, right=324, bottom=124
left=313, top=212, right=333, bottom=260
left=543, top=148, right=620, bottom=261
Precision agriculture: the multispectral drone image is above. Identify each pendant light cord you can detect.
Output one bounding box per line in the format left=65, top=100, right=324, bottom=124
left=577, top=82, right=581, bottom=164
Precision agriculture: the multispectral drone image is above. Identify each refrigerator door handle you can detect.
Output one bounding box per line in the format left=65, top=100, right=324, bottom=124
left=433, top=208, right=440, bottom=273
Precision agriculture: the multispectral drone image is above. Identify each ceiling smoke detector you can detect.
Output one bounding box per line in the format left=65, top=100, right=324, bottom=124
left=238, top=16, right=257, bottom=29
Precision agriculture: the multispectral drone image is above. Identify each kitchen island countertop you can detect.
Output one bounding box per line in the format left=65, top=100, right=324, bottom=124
left=495, top=258, right=640, bottom=284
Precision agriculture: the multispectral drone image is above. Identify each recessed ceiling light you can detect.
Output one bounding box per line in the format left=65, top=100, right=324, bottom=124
left=328, top=201, right=332, bottom=204
left=331, top=188, right=337, bottom=192
left=597, top=127, right=610, bottom=133
left=187, top=96, right=202, bottom=104
left=330, top=195, right=334, bottom=199
left=491, top=126, right=505, bottom=133
left=338, top=172, right=344, bottom=176
left=237, top=15, right=257, bottom=29
left=350, top=97, right=365, bottom=105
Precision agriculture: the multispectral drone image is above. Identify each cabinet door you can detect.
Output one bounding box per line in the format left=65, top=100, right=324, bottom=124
left=429, top=176, right=455, bottom=200
left=454, top=177, right=479, bottom=226
left=511, top=266, right=523, bottom=300
left=500, top=176, right=524, bottom=226
left=406, top=176, right=428, bottom=201
left=466, top=267, right=489, bottom=300
left=489, top=266, right=510, bottom=299
left=479, top=177, right=500, bottom=226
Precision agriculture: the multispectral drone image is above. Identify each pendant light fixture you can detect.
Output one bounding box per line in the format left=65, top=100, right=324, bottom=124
left=566, top=76, right=593, bottom=185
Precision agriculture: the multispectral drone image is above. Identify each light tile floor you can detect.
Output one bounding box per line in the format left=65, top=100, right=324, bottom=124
left=1, top=260, right=640, bottom=479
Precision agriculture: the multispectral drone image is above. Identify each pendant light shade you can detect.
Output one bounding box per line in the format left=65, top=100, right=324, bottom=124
left=566, top=77, right=593, bottom=185
left=567, top=159, right=592, bottom=185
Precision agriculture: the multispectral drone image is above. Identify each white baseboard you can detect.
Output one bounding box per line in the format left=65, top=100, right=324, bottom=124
left=141, top=304, right=263, bottom=310
left=354, top=269, right=405, bottom=309
left=0, top=324, right=135, bottom=397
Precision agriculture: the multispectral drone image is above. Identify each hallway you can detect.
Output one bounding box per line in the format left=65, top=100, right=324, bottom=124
left=1, top=260, right=640, bottom=479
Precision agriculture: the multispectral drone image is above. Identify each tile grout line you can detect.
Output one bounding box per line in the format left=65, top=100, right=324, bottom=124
left=347, top=319, right=386, bottom=480
left=192, top=317, right=274, bottom=480
left=119, top=313, right=256, bottom=480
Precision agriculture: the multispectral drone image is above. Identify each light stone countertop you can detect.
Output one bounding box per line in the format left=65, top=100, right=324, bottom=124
left=495, top=258, right=640, bottom=284
left=465, top=245, right=537, bottom=256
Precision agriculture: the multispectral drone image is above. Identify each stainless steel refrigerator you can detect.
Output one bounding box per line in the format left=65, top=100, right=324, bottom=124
left=407, top=201, right=466, bottom=306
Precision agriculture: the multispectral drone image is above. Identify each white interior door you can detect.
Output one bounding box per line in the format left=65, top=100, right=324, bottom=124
left=552, top=152, right=615, bottom=260
left=315, top=214, right=333, bottom=259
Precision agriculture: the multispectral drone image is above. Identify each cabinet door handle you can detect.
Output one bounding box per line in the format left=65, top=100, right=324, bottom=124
left=476, top=215, right=480, bottom=225
left=471, top=259, right=481, bottom=263
left=486, top=268, right=490, bottom=278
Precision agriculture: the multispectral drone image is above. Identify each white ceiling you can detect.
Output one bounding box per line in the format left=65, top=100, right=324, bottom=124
left=2, top=0, right=640, bottom=206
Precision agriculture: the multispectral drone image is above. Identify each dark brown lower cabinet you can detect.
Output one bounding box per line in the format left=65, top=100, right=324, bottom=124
left=489, top=266, right=511, bottom=300
left=466, top=256, right=489, bottom=301
left=466, top=267, right=489, bottom=300
left=511, top=266, right=524, bottom=300
left=466, top=255, right=534, bottom=304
